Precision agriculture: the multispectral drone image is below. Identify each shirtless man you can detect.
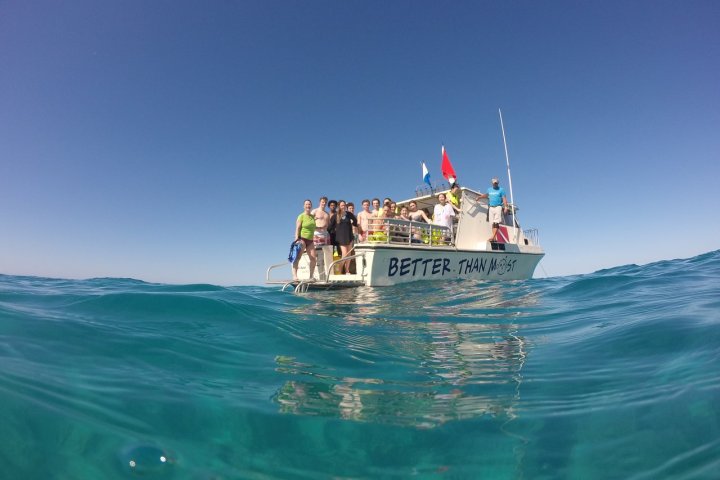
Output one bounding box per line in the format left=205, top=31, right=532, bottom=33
left=371, top=198, right=382, bottom=217
left=356, top=199, right=372, bottom=242
left=312, top=196, right=330, bottom=246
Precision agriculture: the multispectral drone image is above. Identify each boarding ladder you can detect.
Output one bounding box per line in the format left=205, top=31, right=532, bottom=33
left=266, top=251, right=367, bottom=293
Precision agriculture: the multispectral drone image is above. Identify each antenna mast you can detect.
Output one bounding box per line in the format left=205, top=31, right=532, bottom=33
left=498, top=108, right=517, bottom=242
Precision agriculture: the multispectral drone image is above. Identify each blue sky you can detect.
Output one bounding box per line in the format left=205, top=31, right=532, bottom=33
left=1, top=0, right=718, bottom=285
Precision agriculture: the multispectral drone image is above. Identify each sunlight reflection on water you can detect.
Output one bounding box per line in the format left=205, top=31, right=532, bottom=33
left=274, top=281, right=535, bottom=428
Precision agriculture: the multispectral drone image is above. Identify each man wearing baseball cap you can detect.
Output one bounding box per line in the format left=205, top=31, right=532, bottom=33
left=478, top=177, right=508, bottom=242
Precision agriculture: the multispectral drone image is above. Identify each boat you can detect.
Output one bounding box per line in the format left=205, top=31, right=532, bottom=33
left=267, top=112, right=544, bottom=292
left=266, top=184, right=544, bottom=291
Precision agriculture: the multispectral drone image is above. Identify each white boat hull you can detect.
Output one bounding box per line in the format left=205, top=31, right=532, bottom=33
left=349, top=244, right=544, bottom=286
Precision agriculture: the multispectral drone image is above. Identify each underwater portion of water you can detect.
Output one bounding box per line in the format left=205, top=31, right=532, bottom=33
left=1, top=251, right=719, bottom=479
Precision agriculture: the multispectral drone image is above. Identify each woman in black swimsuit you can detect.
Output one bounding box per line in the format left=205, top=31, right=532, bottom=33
left=407, top=201, right=432, bottom=243
left=408, top=201, right=431, bottom=222
left=328, top=200, right=358, bottom=274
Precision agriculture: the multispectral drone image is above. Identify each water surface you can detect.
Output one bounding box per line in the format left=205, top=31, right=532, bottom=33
left=1, top=251, right=719, bottom=478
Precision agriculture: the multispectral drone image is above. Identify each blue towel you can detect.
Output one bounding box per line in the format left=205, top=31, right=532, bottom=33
left=288, top=241, right=302, bottom=263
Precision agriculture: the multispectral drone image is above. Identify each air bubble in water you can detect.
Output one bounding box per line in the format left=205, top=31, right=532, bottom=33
left=119, top=444, right=174, bottom=477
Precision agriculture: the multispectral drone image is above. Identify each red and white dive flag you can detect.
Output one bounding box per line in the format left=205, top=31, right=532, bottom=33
left=441, top=145, right=457, bottom=185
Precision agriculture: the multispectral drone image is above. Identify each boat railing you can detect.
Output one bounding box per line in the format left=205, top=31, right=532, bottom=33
left=414, top=181, right=452, bottom=197
left=523, top=228, right=540, bottom=246
left=360, top=218, right=453, bottom=247
left=324, top=251, right=366, bottom=279
left=268, top=251, right=368, bottom=289
left=266, top=261, right=289, bottom=283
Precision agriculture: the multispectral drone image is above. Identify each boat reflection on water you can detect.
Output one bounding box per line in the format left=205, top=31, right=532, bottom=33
left=272, top=282, right=538, bottom=428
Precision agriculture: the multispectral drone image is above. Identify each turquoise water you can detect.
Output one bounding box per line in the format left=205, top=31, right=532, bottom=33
left=1, top=251, right=719, bottom=479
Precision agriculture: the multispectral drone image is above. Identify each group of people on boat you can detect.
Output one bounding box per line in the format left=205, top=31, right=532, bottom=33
left=292, top=178, right=509, bottom=281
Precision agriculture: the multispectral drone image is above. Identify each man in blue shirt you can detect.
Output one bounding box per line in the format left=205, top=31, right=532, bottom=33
left=478, top=177, right=508, bottom=242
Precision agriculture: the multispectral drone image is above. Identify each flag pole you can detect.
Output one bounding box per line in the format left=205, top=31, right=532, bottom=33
left=499, top=108, right=517, bottom=242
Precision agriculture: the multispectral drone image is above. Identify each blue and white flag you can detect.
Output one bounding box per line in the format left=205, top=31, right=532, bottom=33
left=422, top=162, right=431, bottom=187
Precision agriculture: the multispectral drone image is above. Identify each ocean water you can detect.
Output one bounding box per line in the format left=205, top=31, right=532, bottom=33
left=1, top=252, right=719, bottom=479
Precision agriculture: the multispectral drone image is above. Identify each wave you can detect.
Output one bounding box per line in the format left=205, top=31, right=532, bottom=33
left=0, top=250, right=718, bottom=478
